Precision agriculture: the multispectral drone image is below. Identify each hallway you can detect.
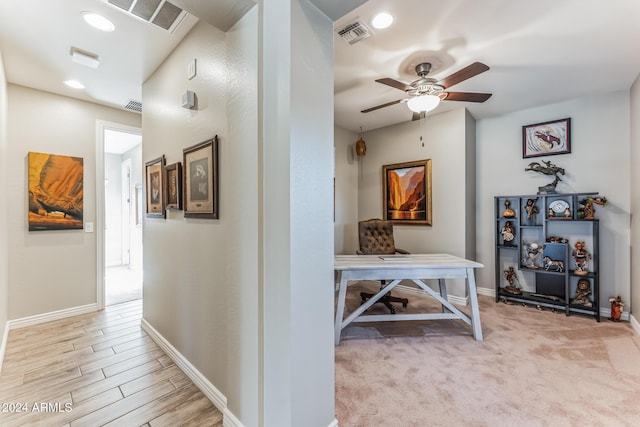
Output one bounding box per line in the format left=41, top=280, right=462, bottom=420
left=0, top=300, right=222, bottom=426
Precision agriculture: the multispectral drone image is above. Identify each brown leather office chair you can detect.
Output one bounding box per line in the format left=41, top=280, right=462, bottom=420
left=357, top=219, right=409, bottom=314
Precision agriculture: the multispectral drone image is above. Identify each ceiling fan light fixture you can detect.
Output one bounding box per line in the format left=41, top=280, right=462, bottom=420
left=82, top=12, right=115, bottom=32
left=407, top=94, right=441, bottom=113
left=371, top=12, right=393, bottom=29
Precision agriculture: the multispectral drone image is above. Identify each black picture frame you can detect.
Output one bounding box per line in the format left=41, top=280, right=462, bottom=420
left=522, top=118, right=571, bottom=158
left=183, top=136, right=219, bottom=219
left=145, top=155, right=166, bottom=218
left=165, top=162, right=182, bottom=210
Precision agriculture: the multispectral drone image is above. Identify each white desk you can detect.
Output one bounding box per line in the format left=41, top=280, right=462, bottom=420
left=334, top=254, right=484, bottom=345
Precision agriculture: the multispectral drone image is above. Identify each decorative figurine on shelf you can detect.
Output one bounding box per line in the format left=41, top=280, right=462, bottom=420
left=503, top=266, right=522, bottom=295
left=577, top=196, right=608, bottom=220
left=525, top=160, right=565, bottom=194
left=525, top=198, right=539, bottom=223
left=542, top=256, right=564, bottom=272
left=609, top=296, right=624, bottom=321
left=572, top=279, right=592, bottom=307
left=547, top=236, right=569, bottom=244
left=503, top=200, right=516, bottom=218
left=572, top=241, right=591, bottom=275
left=500, top=221, right=515, bottom=246
left=523, top=242, right=544, bottom=268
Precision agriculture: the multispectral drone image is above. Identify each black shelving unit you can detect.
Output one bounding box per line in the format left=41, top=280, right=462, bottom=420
left=494, top=193, right=601, bottom=321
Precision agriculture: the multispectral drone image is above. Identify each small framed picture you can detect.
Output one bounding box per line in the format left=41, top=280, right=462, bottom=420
left=145, top=155, right=166, bottom=218
left=165, top=162, right=182, bottom=210
left=522, top=118, right=571, bottom=158
left=183, top=136, right=219, bottom=219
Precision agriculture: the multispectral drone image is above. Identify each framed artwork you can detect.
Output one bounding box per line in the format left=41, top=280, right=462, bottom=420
left=523, top=118, right=571, bottom=158
left=28, top=151, right=84, bottom=231
left=183, top=135, right=219, bottom=219
left=382, top=159, right=432, bottom=225
left=145, top=155, right=166, bottom=218
left=165, top=162, right=182, bottom=210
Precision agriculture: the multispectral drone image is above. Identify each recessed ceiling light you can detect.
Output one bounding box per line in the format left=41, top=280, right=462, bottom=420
left=64, top=80, right=85, bottom=89
left=82, top=12, right=115, bottom=32
left=371, top=12, right=393, bottom=29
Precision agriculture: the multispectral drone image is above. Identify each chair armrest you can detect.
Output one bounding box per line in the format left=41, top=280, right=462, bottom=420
left=395, top=248, right=410, bottom=254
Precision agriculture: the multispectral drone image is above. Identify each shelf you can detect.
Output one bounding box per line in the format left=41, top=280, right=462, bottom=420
left=495, top=193, right=600, bottom=322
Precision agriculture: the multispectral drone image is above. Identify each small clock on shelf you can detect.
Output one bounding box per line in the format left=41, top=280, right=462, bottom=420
left=547, top=200, right=571, bottom=219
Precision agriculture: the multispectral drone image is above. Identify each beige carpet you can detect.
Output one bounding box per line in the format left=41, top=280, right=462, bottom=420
left=335, top=281, right=640, bottom=427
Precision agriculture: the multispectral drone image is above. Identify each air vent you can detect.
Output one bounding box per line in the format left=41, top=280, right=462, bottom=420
left=107, top=0, right=187, bottom=33
left=337, top=19, right=371, bottom=45
left=124, top=99, right=142, bottom=113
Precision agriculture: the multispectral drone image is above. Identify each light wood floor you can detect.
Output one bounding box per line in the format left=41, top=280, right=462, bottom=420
left=0, top=300, right=223, bottom=426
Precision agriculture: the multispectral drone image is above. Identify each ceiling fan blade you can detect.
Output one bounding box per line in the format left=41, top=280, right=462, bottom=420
left=412, top=111, right=425, bottom=121
left=441, top=92, right=492, bottom=103
left=361, top=99, right=405, bottom=113
left=375, top=78, right=411, bottom=92
left=438, top=62, right=489, bottom=89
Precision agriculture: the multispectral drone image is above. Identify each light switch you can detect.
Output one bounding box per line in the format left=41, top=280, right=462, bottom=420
left=85, top=222, right=94, bottom=233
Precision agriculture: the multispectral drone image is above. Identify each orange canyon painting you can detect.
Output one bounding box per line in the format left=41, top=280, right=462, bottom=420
left=386, top=166, right=426, bottom=221
left=28, top=152, right=83, bottom=231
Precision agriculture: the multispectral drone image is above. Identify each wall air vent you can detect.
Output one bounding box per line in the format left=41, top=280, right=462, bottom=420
left=107, top=0, right=187, bottom=33
left=124, top=99, right=142, bottom=113
left=336, top=19, right=372, bottom=45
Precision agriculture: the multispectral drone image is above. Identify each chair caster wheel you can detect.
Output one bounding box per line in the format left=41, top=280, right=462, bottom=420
left=402, top=302, right=408, bottom=308
left=390, top=306, right=396, bottom=314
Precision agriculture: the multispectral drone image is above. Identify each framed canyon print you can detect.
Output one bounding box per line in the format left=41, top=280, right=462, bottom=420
left=183, top=136, right=219, bottom=219
left=523, top=118, right=571, bottom=158
left=145, top=155, right=166, bottom=218
left=165, top=162, right=182, bottom=210
left=382, top=159, right=432, bottom=226
left=28, top=151, right=84, bottom=231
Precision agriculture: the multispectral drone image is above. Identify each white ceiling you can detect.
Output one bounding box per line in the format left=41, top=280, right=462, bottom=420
left=1, top=0, right=640, bottom=135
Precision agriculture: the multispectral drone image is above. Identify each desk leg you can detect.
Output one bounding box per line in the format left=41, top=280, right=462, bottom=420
left=466, top=268, right=483, bottom=341
left=438, top=278, right=449, bottom=313
left=334, top=272, right=348, bottom=346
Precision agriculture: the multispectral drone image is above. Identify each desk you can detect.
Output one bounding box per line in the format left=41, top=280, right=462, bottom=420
left=334, top=254, right=484, bottom=345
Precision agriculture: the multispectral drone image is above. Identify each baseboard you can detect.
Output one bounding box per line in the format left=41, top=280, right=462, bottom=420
left=396, top=284, right=469, bottom=306
left=141, top=319, right=240, bottom=426
left=630, top=314, right=640, bottom=336
left=8, top=303, right=98, bottom=330
left=0, top=321, right=9, bottom=376
left=476, top=287, right=496, bottom=298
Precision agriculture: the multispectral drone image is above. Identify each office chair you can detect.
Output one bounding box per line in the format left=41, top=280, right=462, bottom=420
left=357, top=218, right=409, bottom=314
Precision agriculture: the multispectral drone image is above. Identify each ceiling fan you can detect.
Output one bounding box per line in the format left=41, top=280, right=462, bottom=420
left=361, top=62, right=492, bottom=120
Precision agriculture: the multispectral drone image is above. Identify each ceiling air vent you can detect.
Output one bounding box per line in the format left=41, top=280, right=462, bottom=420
left=107, top=0, right=187, bottom=33
left=337, top=19, right=371, bottom=45
left=124, top=99, right=142, bottom=113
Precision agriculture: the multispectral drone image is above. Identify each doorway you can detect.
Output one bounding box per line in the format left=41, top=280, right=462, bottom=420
left=98, top=122, right=143, bottom=307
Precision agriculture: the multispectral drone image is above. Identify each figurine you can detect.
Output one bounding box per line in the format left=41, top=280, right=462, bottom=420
left=503, top=266, right=522, bottom=295
left=572, top=241, right=591, bottom=275
left=500, top=221, right=515, bottom=246
left=503, top=200, right=516, bottom=218
left=525, top=160, right=565, bottom=194
left=523, top=242, right=544, bottom=268
left=577, top=196, right=608, bottom=220
left=609, top=296, right=624, bottom=321
left=564, top=207, right=571, bottom=218
left=542, top=256, right=564, bottom=272
left=525, top=198, right=539, bottom=223
left=572, top=279, right=592, bottom=307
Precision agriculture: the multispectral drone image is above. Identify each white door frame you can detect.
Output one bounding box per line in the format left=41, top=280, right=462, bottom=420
left=96, top=120, right=142, bottom=310
left=121, top=158, right=133, bottom=266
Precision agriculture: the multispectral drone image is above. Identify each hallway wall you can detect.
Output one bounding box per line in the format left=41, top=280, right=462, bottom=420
left=0, top=51, right=9, bottom=365
left=5, top=84, right=140, bottom=319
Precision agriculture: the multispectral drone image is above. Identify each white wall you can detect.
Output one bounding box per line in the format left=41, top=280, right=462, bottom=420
left=334, top=126, right=358, bottom=254
left=476, top=92, right=631, bottom=310
left=631, top=75, right=640, bottom=319
left=0, top=51, right=9, bottom=367
left=6, top=85, right=140, bottom=319
left=356, top=107, right=476, bottom=297
left=142, top=18, right=230, bottom=397
left=105, top=153, right=123, bottom=266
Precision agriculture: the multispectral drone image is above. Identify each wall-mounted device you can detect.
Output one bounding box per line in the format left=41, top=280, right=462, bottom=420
left=182, top=90, right=196, bottom=109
